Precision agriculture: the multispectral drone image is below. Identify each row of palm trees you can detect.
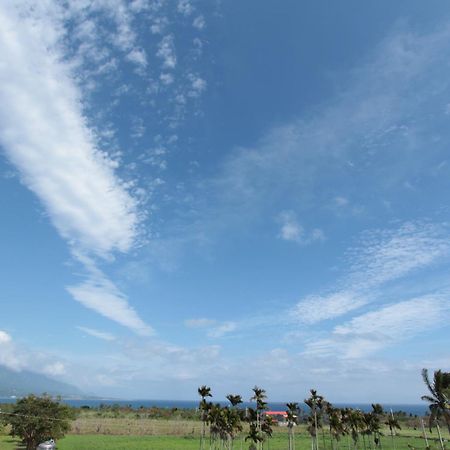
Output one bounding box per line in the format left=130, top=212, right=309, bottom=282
left=198, top=386, right=274, bottom=450
left=197, top=368, right=449, bottom=450
left=302, top=392, right=400, bottom=450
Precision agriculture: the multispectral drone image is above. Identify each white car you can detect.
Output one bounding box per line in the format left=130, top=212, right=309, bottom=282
left=37, top=439, right=56, bottom=449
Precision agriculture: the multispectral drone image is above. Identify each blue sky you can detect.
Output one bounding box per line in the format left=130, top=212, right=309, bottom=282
left=0, top=0, right=449, bottom=403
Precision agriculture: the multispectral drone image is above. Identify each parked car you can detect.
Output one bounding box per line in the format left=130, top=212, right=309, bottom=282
left=37, top=439, right=56, bottom=449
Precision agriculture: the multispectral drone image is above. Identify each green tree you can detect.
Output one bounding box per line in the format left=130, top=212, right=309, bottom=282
left=247, top=386, right=270, bottom=450
left=226, top=394, right=244, bottom=450
left=286, top=402, right=299, bottom=450
left=385, top=411, right=401, bottom=450
left=421, top=368, right=450, bottom=434
left=3, top=394, right=74, bottom=450
left=328, top=407, right=345, bottom=450
left=198, top=385, right=212, bottom=450
left=305, top=389, right=324, bottom=450
left=370, top=404, right=384, bottom=449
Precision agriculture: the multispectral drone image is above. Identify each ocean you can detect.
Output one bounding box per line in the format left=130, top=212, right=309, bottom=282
left=0, top=398, right=429, bottom=416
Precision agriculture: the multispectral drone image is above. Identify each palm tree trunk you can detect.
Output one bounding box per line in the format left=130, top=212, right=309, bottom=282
left=322, top=428, right=327, bottom=450
left=444, top=411, right=450, bottom=435
left=200, top=420, right=205, bottom=450
left=314, top=411, right=320, bottom=450
left=436, top=423, right=445, bottom=450
left=390, top=430, right=396, bottom=450
left=420, top=419, right=430, bottom=449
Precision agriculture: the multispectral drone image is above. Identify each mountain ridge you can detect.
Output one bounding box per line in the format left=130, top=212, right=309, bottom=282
left=0, top=365, right=84, bottom=398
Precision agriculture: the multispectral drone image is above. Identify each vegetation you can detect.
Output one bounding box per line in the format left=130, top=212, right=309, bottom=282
left=286, top=402, right=299, bottom=450
left=0, top=394, right=74, bottom=450
left=0, top=368, right=448, bottom=449
left=421, top=369, right=450, bottom=435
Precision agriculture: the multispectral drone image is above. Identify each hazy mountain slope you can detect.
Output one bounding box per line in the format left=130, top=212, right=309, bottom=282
left=0, top=365, right=83, bottom=397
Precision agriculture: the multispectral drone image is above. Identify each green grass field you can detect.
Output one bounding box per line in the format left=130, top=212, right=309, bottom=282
left=1, top=425, right=448, bottom=450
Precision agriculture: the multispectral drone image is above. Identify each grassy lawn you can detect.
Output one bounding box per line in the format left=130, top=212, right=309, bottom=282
left=1, top=429, right=448, bottom=450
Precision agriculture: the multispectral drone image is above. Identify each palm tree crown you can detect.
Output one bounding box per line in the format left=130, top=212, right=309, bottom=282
left=421, top=368, right=450, bottom=433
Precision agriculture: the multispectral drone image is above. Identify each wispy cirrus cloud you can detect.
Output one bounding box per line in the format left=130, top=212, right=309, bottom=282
left=0, top=2, right=139, bottom=257
left=304, top=294, right=450, bottom=359
left=277, top=210, right=325, bottom=245
left=157, top=35, right=177, bottom=69
left=292, top=221, right=450, bottom=324
left=210, top=21, right=450, bottom=227
left=207, top=322, right=237, bottom=338
left=77, top=326, right=116, bottom=342
left=184, top=318, right=237, bottom=338
left=184, top=318, right=216, bottom=328
left=67, top=257, right=153, bottom=336
left=0, top=1, right=152, bottom=334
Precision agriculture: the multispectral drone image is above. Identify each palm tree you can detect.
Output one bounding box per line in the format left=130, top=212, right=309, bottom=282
left=198, top=386, right=212, bottom=450
left=370, top=404, right=384, bottom=449
left=246, top=408, right=264, bottom=450
left=226, top=394, right=244, bottom=450
left=305, top=389, right=324, bottom=450
left=286, top=402, right=299, bottom=450
left=385, top=411, right=401, bottom=450
left=347, top=409, right=364, bottom=450
left=421, top=368, right=450, bottom=434
left=250, top=387, right=268, bottom=450
left=227, top=395, right=243, bottom=408
left=328, top=407, right=345, bottom=450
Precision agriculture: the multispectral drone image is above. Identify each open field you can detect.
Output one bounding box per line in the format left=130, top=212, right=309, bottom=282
left=1, top=421, right=448, bottom=450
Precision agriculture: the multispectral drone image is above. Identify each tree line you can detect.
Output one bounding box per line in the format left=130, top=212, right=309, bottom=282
left=196, top=369, right=450, bottom=450
left=0, top=368, right=447, bottom=449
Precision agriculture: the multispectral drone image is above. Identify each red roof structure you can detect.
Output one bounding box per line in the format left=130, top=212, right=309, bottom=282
left=265, top=411, right=287, bottom=417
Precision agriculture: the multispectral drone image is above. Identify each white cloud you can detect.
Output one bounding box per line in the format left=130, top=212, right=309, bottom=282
left=304, top=294, right=450, bottom=359
left=0, top=331, right=12, bottom=344
left=0, top=2, right=140, bottom=257
left=347, top=222, right=450, bottom=291
left=292, top=291, right=368, bottom=324
left=0, top=330, right=67, bottom=376
left=277, top=210, right=325, bottom=245
left=212, top=22, right=450, bottom=224
left=157, top=35, right=177, bottom=69
left=42, top=362, right=66, bottom=376
left=185, top=318, right=237, bottom=338
left=0, top=2, right=153, bottom=335
left=177, top=0, right=194, bottom=16
left=160, top=72, right=174, bottom=85
left=334, top=196, right=349, bottom=207
left=207, top=322, right=237, bottom=338
left=193, top=15, right=205, bottom=30
left=127, top=48, right=148, bottom=68
left=188, top=74, right=207, bottom=97
left=184, top=318, right=216, bottom=328
left=77, top=326, right=116, bottom=341
left=278, top=210, right=303, bottom=242
left=67, top=263, right=153, bottom=337
left=292, top=221, right=450, bottom=324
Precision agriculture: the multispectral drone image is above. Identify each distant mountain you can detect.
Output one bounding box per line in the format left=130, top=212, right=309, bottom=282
left=0, top=365, right=84, bottom=398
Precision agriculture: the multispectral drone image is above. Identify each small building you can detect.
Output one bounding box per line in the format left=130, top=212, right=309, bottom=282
left=264, top=411, right=288, bottom=425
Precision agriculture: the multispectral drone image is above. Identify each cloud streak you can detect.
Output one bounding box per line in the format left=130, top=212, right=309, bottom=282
left=292, top=221, right=450, bottom=324
left=0, top=1, right=151, bottom=334
left=77, top=326, right=116, bottom=342
left=68, top=259, right=153, bottom=337
left=0, top=2, right=139, bottom=257
left=304, top=293, right=450, bottom=359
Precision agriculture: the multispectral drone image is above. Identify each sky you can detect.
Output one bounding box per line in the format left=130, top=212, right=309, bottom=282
left=0, top=0, right=449, bottom=403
